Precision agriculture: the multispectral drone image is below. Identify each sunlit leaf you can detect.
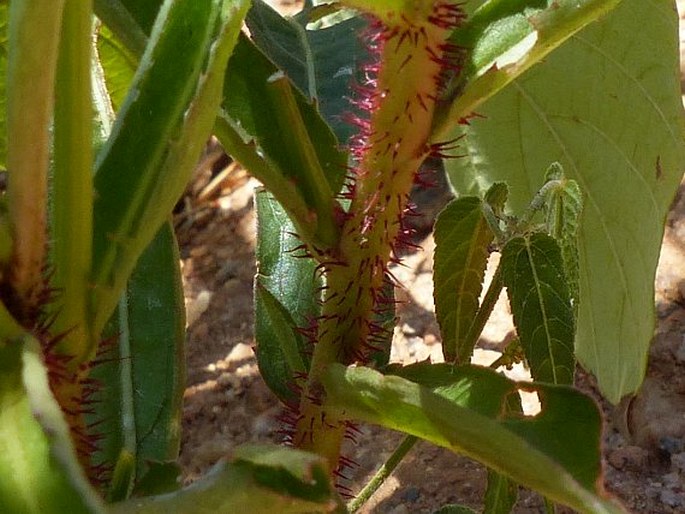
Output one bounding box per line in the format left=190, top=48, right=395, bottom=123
left=323, top=364, right=625, bottom=514
left=445, top=0, right=685, bottom=401
left=433, top=197, right=494, bottom=363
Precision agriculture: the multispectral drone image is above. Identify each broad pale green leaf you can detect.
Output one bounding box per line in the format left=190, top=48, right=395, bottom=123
left=0, top=338, right=105, bottom=513
left=219, top=33, right=345, bottom=251
left=91, top=0, right=249, bottom=335
left=433, top=197, right=494, bottom=363
left=501, top=234, right=575, bottom=385
left=109, top=445, right=344, bottom=513
left=322, top=364, right=625, bottom=514
left=90, top=223, right=185, bottom=500
left=434, top=0, right=622, bottom=139
left=245, top=0, right=369, bottom=143
left=445, top=0, right=685, bottom=401
left=255, top=191, right=319, bottom=403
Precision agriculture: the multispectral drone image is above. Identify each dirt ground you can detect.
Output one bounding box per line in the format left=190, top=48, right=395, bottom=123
left=175, top=2, right=685, bottom=512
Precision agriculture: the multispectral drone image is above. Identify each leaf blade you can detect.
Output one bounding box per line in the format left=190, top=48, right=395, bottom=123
left=445, top=0, right=685, bottom=401
left=501, top=234, right=575, bottom=385
left=433, top=196, right=494, bottom=363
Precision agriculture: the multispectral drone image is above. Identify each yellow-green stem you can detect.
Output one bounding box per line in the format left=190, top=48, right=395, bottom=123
left=6, top=0, right=66, bottom=316
left=51, top=0, right=95, bottom=366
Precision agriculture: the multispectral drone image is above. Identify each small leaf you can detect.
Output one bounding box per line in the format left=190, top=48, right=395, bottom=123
left=501, top=234, right=575, bottom=385
left=0, top=338, right=105, bottom=513
left=255, top=191, right=320, bottom=402
left=322, top=364, right=625, bottom=514
left=542, top=164, right=583, bottom=310
left=109, top=445, right=344, bottom=513
left=96, top=24, right=137, bottom=112
left=433, top=197, right=494, bottom=362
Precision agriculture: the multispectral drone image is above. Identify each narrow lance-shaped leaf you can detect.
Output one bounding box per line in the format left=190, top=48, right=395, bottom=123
left=89, top=222, right=185, bottom=500
left=501, top=233, right=575, bottom=385
left=484, top=471, right=518, bottom=514
left=0, top=337, right=105, bottom=514
left=323, top=364, right=626, bottom=514
left=255, top=191, right=320, bottom=403
left=91, top=0, right=250, bottom=336
left=433, top=196, right=494, bottom=363
left=445, top=0, right=685, bottom=402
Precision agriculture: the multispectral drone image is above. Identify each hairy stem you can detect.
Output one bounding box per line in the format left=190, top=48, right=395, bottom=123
left=294, top=0, right=464, bottom=472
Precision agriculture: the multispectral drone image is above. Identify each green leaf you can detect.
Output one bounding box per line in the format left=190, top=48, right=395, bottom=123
left=0, top=338, right=105, bottom=513
left=386, top=362, right=520, bottom=416
left=91, top=0, right=250, bottom=336
left=254, top=191, right=319, bottom=403
left=322, top=364, right=625, bottom=514
left=445, top=0, right=685, bottom=401
left=218, top=33, right=345, bottom=250
left=109, top=445, right=344, bottom=513
left=501, top=234, right=575, bottom=385
left=90, top=223, right=185, bottom=500
left=433, top=197, right=494, bottom=363
left=245, top=0, right=369, bottom=142
left=96, top=24, right=138, bottom=112
left=433, top=0, right=622, bottom=140
left=484, top=470, right=518, bottom=514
